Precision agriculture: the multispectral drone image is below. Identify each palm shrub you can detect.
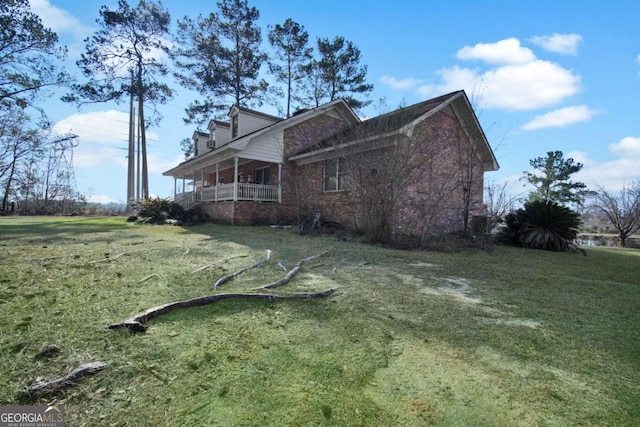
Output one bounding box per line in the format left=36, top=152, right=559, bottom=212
left=500, top=200, right=581, bottom=251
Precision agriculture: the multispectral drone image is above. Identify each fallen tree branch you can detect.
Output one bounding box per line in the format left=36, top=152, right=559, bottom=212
left=137, top=274, right=159, bottom=284
left=351, top=261, right=369, bottom=270
left=91, top=252, right=130, bottom=263
left=20, top=361, right=107, bottom=398
left=193, top=254, right=252, bottom=274
left=254, top=251, right=327, bottom=290
left=192, top=264, right=213, bottom=273
left=108, top=288, right=336, bottom=333
left=213, top=250, right=272, bottom=289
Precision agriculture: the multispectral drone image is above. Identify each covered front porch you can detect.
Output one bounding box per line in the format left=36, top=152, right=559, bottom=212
left=174, top=181, right=280, bottom=210
left=168, top=156, right=283, bottom=211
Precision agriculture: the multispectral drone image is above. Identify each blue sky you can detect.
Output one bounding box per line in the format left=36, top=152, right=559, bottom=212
left=31, top=0, right=640, bottom=204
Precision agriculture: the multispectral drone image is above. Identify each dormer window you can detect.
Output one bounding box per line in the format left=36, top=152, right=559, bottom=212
left=231, top=114, right=238, bottom=138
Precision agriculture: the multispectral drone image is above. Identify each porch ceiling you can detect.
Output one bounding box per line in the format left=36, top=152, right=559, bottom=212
left=165, top=155, right=279, bottom=180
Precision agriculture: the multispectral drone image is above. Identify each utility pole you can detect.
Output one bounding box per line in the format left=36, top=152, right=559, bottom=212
left=127, top=70, right=135, bottom=212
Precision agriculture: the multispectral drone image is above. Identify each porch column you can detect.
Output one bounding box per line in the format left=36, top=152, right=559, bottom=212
left=182, top=177, right=186, bottom=194
left=215, top=163, right=219, bottom=202
left=233, top=157, right=239, bottom=202
left=278, top=163, right=283, bottom=203
left=192, top=171, right=196, bottom=193
left=200, top=168, right=205, bottom=201
left=173, top=178, right=177, bottom=199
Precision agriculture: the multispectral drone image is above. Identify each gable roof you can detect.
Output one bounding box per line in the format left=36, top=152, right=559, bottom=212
left=163, top=98, right=360, bottom=177
left=228, top=104, right=283, bottom=123
left=192, top=130, right=209, bottom=139
left=208, top=119, right=230, bottom=129
left=289, top=90, right=499, bottom=171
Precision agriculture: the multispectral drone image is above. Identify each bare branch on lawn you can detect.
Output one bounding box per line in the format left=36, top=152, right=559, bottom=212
left=254, top=251, right=327, bottom=290
left=213, top=250, right=272, bottom=289
left=20, top=362, right=107, bottom=398
left=108, top=289, right=337, bottom=333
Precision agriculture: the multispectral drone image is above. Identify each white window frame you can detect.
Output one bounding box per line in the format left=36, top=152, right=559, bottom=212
left=231, top=114, right=238, bottom=138
left=254, top=166, right=270, bottom=185
left=323, top=158, right=349, bottom=192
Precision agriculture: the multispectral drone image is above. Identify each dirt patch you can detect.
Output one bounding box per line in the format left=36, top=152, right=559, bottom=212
left=475, top=317, right=542, bottom=329
left=418, top=276, right=483, bottom=305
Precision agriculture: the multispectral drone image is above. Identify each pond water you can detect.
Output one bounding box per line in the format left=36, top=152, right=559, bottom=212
left=576, top=234, right=640, bottom=248
left=576, top=238, right=616, bottom=247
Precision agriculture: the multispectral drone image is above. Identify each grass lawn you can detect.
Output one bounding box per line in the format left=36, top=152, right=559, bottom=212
left=0, top=216, right=639, bottom=426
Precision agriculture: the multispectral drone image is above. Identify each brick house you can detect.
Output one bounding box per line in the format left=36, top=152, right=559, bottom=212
left=163, top=90, right=498, bottom=235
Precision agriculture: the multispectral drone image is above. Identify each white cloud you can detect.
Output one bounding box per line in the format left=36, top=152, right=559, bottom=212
left=571, top=138, right=640, bottom=192
left=480, top=60, right=581, bottom=110
left=456, top=38, right=536, bottom=65
left=522, top=105, right=597, bottom=130
left=30, top=0, right=93, bottom=41
left=52, top=110, right=159, bottom=169
left=609, top=136, right=640, bottom=158
left=419, top=60, right=581, bottom=111
left=577, top=158, right=640, bottom=192
left=53, top=110, right=130, bottom=145
left=147, top=153, right=185, bottom=175
left=529, top=33, right=582, bottom=55
left=380, top=76, right=423, bottom=90
left=565, top=150, right=593, bottom=166
left=418, top=37, right=583, bottom=111
left=418, top=65, right=479, bottom=98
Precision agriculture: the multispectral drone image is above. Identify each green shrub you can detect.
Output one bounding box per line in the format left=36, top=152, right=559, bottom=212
left=137, top=197, right=185, bottom=224
left=500, top=200, right=581, bottom=251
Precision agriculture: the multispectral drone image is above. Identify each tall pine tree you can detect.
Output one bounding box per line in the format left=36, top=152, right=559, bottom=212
left=525, top=150, right=588, bottom=206
left=64, top=0, right=172, bottom=200
left=172, top=0, right=268, bottom=124
left=314, top=36, right=373, bottom=111
left=267, top=19, right=313, bottom=117
left=0, top=0, right=68, bottom=113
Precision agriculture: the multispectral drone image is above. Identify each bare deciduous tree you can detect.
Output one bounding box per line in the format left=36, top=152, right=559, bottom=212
left=332, top=105, right=458, bottom=245
left=595, top=182, right=640, bottom=247
left=0, top=107, right=42, bottom=211
left=13, top=133, right=82, bottom=215
left=484, top=179, right=514, bottom=225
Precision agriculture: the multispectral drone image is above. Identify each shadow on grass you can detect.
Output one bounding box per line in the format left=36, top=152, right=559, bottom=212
left=0, top=216, right=145, bottom=245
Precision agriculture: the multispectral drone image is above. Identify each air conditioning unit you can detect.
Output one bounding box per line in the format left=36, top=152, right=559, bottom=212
left=206, top=140, right=215, bottom=149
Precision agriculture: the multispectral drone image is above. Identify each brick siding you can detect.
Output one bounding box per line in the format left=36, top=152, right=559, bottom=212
left=196, top=109, right=487, bottom=235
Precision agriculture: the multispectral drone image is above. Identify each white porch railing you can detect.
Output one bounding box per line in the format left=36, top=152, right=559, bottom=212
left=179, top=183, right=279, bottom=206
left=174, top=192, right=198, bottom=210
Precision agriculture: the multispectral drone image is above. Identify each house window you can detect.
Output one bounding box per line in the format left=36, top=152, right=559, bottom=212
left=231, top=114, right=238, bottom=138
left=323, top=158, right=349, bottom=192
left=254, top=166, right=270, bottom=185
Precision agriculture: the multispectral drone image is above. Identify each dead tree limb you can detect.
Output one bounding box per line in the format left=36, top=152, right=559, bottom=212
left=108, top=288, right=336, bottom=333
left=137, top=274, right=159, bottom=284
left=254, top=251, right=327, bottom=290
left=193, top=254, right=252, bottom=274
left=192, top=264, right=213, bottom=273
left=91, top=252, right=130, bottom=263
left=213, top=250, right=272, bottom=289
left=20, top=361, right=107, bottom=398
